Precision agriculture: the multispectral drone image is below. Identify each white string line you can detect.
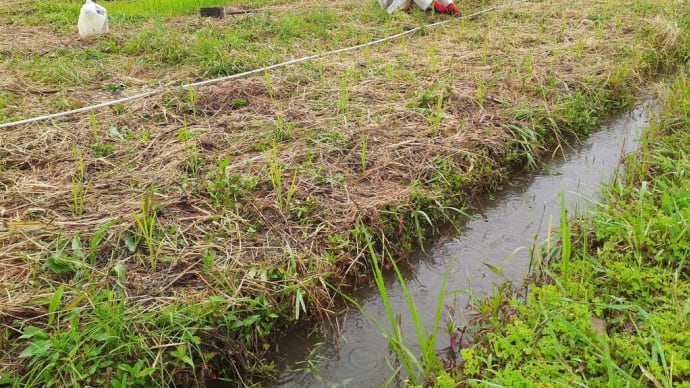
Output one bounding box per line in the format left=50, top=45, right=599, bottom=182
left=0, top=0, right=527, bottom=130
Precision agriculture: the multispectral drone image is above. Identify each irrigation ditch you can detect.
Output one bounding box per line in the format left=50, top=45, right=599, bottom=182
left=271, top=97, right=658, bottom=387
left=0, top=0, right=689, bottom=386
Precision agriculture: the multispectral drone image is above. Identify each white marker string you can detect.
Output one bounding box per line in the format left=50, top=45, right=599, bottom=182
left=0, top=0, right=527, bottom=130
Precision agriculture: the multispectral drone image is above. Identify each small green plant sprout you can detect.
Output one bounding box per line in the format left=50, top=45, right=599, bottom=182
left=202, top=248, right=216, bottom=272
left=185, top=144, right=202, bottom=178
left=521, top=52, right=534, bottom=89
left=264, top=69, right=274, bottom=99
left=90, top=111, right=99, bottom=138
left=475, top=77, right=488, bottom=106
left=206, top=156, right=258, bottom=208
left=429, top=92, right=444, bottom=136
left=90, top=142, right=114, bottom=158
left=70, top=147, right=88, bottom=216
left=338, top=71, right=351, bottom=114
left=285, top=171, right=299, bottom=213
left=44, top=237, right=87, bottom=276
left=272, top=115, right=294, bottom=143
left=177, top=121, right=203, bottom=178
left=229, top=97, right=248, bottom=108
left=481, top=32, right=490, bottom=63
left=428, top=43, right=438, bottom=72
left=384, top=63, right=395, bottom=80
left=360, top=134, right=369, bottom=173
left=132, top=185, right=160, bottom=271
left=105, top=83, right=125, bottom=94
left=177, top=120, right=192, bottom=142
left=187, top=87, right=198, bottom=119
left=269, top=143, right=284, bottom=210
left=574, top=37, right=587, bottom=59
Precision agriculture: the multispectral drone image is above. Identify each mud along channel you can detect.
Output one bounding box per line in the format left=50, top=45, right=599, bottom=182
left=271, top=99, right=659, bottom=387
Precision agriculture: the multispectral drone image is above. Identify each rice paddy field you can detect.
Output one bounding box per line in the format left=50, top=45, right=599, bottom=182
left=0, top=0, right=688, bottom=386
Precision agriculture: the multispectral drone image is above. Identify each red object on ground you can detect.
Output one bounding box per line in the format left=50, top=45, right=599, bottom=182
left=446, top=3, right=461, bottom=16
left=432, top=1, right=447, bottom=13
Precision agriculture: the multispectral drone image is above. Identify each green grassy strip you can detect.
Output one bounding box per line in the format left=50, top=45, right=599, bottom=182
left=445, top=65, right=690, bottom=387
left=0, top=288, right=284, bottom=386
left=1, top=0, right=290, bottom=31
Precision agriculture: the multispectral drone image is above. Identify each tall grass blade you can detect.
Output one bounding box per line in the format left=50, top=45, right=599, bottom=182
left=48, top=286, right=65, bottom=326
left=559, top=192, right=571, bottom=276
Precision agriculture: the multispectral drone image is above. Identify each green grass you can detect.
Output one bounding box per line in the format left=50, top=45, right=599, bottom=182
left=3, top=288, right=281, bottom=387
left=347, top=225, right=452, bottom=385
left=132, top=186, right=160, bottom=271
left=5, top=0, right=291, bottom=29
left=108, top=0, right=244, bottom=19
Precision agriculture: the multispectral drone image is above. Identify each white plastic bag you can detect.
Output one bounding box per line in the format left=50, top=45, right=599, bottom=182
left=78, top=0, right=108, bottom=37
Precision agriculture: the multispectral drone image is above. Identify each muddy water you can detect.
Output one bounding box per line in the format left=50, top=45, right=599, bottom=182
left=271, top=99, right=657, bottom=387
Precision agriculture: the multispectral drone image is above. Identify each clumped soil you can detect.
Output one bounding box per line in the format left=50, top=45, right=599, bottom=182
left=0, top=0, right=687, bottom=384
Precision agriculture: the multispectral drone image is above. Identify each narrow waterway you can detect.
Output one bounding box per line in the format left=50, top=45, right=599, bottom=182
left=272, top=99, right=658, bottom=387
